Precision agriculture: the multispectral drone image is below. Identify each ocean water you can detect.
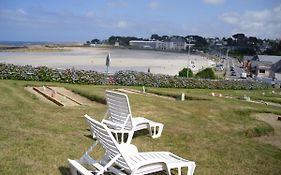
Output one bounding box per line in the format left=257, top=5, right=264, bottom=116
left=0, top=41, right=52, bottom=46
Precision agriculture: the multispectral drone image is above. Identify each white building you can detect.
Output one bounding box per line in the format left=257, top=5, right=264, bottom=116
left=129, top=36, right=187, bottom=51
left=165, top=37, right=187, bottom=50
left=129, top=40, right=165, bottom=49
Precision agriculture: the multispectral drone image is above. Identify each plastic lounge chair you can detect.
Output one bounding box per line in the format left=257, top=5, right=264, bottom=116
left=86, top=90, right=164, bottom=143
left=68, top=116, right=196, bottom=175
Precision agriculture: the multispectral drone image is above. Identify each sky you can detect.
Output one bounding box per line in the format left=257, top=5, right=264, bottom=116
left=0, top=0, right=281, bottom=42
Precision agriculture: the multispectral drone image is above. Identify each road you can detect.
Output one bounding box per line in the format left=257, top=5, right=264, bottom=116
left=222, top=56, right=250, bottom=80
left=209, top=46, right=250, bottom=80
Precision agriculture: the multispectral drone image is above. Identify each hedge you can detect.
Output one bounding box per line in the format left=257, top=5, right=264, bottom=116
left=0, top=63, right=270, bottom=90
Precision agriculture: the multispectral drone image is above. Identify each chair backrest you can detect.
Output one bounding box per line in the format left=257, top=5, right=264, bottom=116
left=105, top=90, right=133, bottom=130
left=85, top=116, right=132, bottom=172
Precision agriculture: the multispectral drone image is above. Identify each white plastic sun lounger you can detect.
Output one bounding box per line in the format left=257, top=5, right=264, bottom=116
left=87, top=90, right=164, bottom=143
left=69, top=116, right=196, bottom=175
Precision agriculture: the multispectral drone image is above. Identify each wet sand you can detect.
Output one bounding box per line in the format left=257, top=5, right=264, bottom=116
left=0, top=47, right=215, bottom=75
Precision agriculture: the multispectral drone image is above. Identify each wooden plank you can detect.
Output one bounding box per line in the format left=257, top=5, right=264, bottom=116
left=33, top=87, right=64, bottom=106
left=46, top=86, right=82, bottom=105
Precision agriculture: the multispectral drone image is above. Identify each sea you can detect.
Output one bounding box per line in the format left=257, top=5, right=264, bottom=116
left=0, top=41, right=51, bottom=46
left=0, top=41, right=80, bottom=46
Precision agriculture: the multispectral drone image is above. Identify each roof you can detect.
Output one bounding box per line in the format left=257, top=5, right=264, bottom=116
left=243, top=56, right=254, bottom=61
left=257, top=55, right=281, bottom=64
left=271, top=60, right=281, bottom=73
left=129, top=40, right=163, bottom=43
left=251, top=61, right=272, bottom=68
left=165, top=37, right=186, bottom=43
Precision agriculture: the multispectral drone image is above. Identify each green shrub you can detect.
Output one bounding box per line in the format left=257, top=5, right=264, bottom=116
left=178, top=68, right=193, bottom=78
left=0, top=63, right=270, bottom=90
left=195, top=68, right=216, bottom=79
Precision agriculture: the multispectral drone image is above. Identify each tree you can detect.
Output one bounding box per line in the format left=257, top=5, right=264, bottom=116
left=91, top=39, right=100, bottom=44
left=248, top=37, right=258, bottom=44
left=185, top=35, right=208, bottom=51
left=178, top=68, right=193, bottom=78
left=232, top=33, right=247, bottom=46
left=195, top=68, right=216, bottom=79
left=160, top=35, right=169, bottom=41
left=108, top=36, right=143, bottom=46
left=108, top=36, right=118, bottom=45
left=150, top=34, right=161, bottom=40
left=226, top=37, right=234, bottom=46
left=262, top=40, right=281, bottom=56
left=232, top=33, right=246, bottom=40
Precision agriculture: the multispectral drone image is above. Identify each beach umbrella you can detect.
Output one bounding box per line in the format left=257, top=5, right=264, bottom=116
left=106, top=53, right=111, bottom=74
left=106, top=53, right=111, bottom=67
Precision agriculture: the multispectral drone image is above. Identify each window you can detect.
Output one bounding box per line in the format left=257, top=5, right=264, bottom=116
left=259, top=69, right=265, bottom=74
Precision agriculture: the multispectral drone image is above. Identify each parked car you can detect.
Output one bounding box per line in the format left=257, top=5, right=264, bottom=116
left=216, top=64, right=224, bottom=71
left=241, top=72, right=247, bottom=79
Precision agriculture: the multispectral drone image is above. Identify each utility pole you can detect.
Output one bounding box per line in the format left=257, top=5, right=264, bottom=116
left=186, top=37, right=194, bottom=78
left=216, top=43, right=222, bottom=59
left=226, top=49, right=229, bottom=59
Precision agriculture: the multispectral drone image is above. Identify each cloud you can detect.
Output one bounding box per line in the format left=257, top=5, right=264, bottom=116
left=203, top=0, right=224, bottom=5
left=273, top=3, right=281, bottom=21
left=17, top=9, right=27, bottom=15
left=117, top=20, right=128, bottom=28
left=85, top=11, right=94, bottom=17
left=107, top=0, right=127, bottom=8
left=220, top=12, right=239, bottom=24
left=149, top=1, right=159, bottom=9
left=220, top=5, right=281, bottom=39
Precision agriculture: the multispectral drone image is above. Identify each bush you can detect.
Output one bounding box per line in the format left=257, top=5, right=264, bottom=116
left=195, top=68, right=216, bottom=79
left=0, top=63, right=270, bottom=90
left=178, top=68, right=193, bottom=78
left=113, top=70, right=270, bottom=90
left=0, top=63, right=106, bottom=85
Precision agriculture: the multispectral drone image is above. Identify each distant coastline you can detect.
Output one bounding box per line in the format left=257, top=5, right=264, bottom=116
left=0, top=41, right=82, bottom=46
left=0, top=41, right=52, bottom=46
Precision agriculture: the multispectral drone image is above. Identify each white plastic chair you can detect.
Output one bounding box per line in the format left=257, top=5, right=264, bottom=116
left=69, top=116, right=196, bottom=175
left=86, top=90, right=164, bottom=143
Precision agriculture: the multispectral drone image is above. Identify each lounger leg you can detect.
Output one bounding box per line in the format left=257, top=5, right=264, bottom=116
left=178, top=167, right=181, bottom=175
left=69, top=163, right=78, bottom=175
left=126, top=132, right=133, bottom=144
left=165, top=167, right=172, bottom=175
left=113, top=132, right=119, bottom=143
left=156, top=124, right=164, bottom=138
left=121, top=132, right=124, bottom=143
left=150, top=124, right=164, bottom=139
left=186, top=161, right=196, bottom=175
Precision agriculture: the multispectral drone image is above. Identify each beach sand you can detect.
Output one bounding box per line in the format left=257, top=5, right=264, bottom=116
left=0, top=47, right=215, bottom=75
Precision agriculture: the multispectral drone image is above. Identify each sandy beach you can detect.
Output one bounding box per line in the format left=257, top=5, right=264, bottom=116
left=0, top=47, right=215, bottom=75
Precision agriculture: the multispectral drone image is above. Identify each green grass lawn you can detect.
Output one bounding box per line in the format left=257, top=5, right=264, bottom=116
left=0, top=80, right=281, bottom=175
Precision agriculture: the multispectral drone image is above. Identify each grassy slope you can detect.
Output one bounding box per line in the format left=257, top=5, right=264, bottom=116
left=0, top=80, right=280, bottom=175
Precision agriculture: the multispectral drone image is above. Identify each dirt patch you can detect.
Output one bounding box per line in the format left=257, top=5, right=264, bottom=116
left=25, top=86, right=96, bottom=106
left=252, top=113, right=281, bottom=149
